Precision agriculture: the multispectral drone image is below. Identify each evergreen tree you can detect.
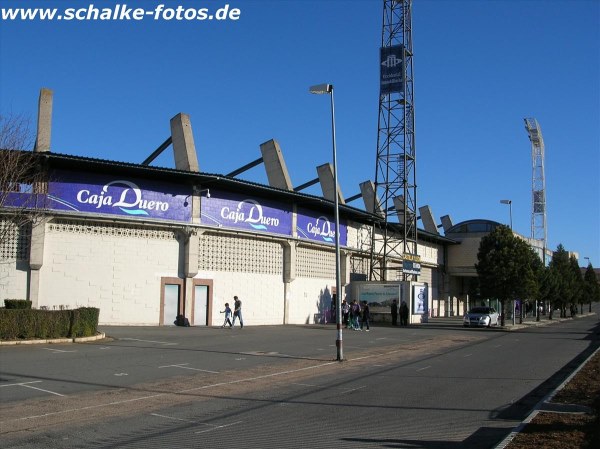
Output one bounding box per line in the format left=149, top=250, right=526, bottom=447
left=570, top=256, right=584, bottom=315
left=583, top=263, right=600, bottom=312
left=475, top=225, right=540, bottom=326
left=548, top=245, right=575, bottom=318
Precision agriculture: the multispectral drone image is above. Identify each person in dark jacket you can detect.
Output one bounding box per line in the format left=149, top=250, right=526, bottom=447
left=391, top=299, right=398, bottom=326
left=360, top=301, right=371, bottom=331
left=400, top=300, right=409, bottom=326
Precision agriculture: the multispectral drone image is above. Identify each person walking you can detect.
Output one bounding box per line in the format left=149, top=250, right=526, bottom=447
left=220, top=302, right=232, bottom=328
left=232, top=296, right=244, bottom=328
left=360, top=301, right=370, bottom=331
left=391, top=299, right=398, bottom=326
left=351, top=300, right=361, bottom=330
left=342, top=299, right=350, bottom=327
left=400, top=300, right=409, bottom=326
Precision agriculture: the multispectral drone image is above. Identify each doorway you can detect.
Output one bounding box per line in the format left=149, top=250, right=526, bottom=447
left=192, top=279, right=213, bottom=326
left=160, top=277, right=183, bottom=326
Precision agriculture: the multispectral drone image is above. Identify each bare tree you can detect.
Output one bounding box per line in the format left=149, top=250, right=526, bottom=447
left=0, top=113, right=47, bottom=249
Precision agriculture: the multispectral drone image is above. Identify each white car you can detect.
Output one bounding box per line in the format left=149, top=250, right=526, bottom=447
left=463, top=307, right=500, bottom=327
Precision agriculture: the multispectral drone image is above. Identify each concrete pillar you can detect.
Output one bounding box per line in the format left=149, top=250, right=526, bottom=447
left=260, top=139, right=293, bottom=190
left=170, top=113, right=199, bottom=172
left=317, top=163, right=345, bottom=204
left=340, top=250, right=350, bottom=290
left=34, top=88, right=53, bottom=153
left=176, top=227, right=200, bottom=321
left=282, top=242, right=296, bottom=325
left=28, top=218, right=48, bottom=307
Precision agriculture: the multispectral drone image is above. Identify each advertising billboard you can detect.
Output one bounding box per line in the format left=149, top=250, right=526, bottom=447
left=47, top=170, right=192, bottom=222
left=200, top=190, right=292, bottom=236
left=296, top=207, right=347, bottom=246
left=380, top=44, right=404, bottom=94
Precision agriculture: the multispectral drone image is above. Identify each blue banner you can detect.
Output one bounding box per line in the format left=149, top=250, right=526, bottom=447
left=296, top=207, right=347, bottom=246
left=380, top=45, right=404, bottom=94
left=201, top=190, right=292, bottom=236
left=47, top=170, right=192, bottom=222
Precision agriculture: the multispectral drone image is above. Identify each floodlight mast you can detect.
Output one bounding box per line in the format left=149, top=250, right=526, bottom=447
left=524, top=118, right=547, bottom=264
left=370, top=0, right=418, bottom=281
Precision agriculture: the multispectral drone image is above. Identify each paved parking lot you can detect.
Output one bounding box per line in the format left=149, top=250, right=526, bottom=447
left=1, top=312, right=599, bottom=448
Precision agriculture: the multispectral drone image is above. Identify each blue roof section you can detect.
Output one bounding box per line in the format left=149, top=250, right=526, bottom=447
left=446, top=219, right=503, bottom=234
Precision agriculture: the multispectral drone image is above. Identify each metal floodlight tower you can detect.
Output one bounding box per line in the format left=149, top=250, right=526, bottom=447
left=524, top=118, right=548, bottom=263
left=370, top=0, right=418, bottom=281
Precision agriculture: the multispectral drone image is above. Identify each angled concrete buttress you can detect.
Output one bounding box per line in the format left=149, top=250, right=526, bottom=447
left=260, top=139, right=293, bottom=190
left=317, top=163, right=345, bottom=204
left=170, top=113, right=199, bottom=172
left=34, top=88, right=53, bottom=152
left=359, top=180, right=384, bottom=216
left=440, top=215, right=454, bottom=233
left=419, top=205, right=439, bottom=235
left=394, top=196, right=406, bottom=225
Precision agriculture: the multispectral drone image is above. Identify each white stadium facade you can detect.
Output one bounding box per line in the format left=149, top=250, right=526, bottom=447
left=1, top=90, right=500, bottom=327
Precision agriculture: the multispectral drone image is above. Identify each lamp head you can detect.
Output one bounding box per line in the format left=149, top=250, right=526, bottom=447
left=309, top=83, right=333, bottom=94
left=500, top=199, right=512, bottom=205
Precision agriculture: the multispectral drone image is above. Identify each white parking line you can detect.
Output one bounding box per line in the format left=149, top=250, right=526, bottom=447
left=463, top=353, right=473, bottom=358
left=194, top=420, right=243, bottom=434
left=151, top=413, right=195, bottom=423
left=158, top=363, right=219, bottom=374
left=42, top=348, right=76, bottom=353
left=340, top=385, right=366, bottom=394
left=20, top=384, right=65, bottom=397
left=0, top=381, right=43, bottom=388
left=119, top=338, right=177, bottom=345
left=0, top=381, right=65, bottom=397
left=416, top=366, right=431, bottom=372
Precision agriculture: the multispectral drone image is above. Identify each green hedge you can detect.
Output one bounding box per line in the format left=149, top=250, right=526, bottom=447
left=0, top=307, right=100, bottom=340
left=4, top=299, right=32, bottom=309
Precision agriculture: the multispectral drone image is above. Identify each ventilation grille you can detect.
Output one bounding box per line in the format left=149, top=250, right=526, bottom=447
left=0, top=220, right=31, bottom=261
left=199, top=233, right=282, bottom=274
left=296, top=246, right=335, bottom=279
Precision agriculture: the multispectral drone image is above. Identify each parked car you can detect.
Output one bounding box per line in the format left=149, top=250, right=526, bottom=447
left=463, top=306, right=499, bottom=327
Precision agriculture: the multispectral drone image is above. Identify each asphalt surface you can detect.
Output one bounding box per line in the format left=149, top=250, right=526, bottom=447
left=1, top=309, right=599, bottom=448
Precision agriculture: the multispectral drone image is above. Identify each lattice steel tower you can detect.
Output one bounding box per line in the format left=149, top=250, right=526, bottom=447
left=370, top=0, right=418, bottom=281
left=524, top=118, right=547, bottom=261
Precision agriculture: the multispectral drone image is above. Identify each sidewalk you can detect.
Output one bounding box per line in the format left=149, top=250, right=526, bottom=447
left=426, top=311, right=597, bottom=330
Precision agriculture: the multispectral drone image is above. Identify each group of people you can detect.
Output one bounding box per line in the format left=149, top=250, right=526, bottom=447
left=339, top=298, right=411, bottom=329
left=220, top=296, right=243, bottom=328
left=390, top=299, right=410, bottom=326
left=218, top=295, right=410, bottom=330
left=341, top=299, right=371, bottom=331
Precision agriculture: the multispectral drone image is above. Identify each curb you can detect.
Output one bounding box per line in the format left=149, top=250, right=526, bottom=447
left=503, top=312, right=596, bottom=331
left=494, top=344, right=600, bottom=449
left=0, top=332, right=106, bottom=346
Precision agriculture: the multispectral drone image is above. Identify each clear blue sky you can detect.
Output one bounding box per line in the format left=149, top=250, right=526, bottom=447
left=1, top=0, right=599, bottom=266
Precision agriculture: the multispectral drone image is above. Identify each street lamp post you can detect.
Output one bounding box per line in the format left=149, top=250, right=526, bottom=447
left=584, top=257, right=592, bottom=313
left=309, top=83, right=343, bottom=361
left=500, top=199, right=513, bottom=230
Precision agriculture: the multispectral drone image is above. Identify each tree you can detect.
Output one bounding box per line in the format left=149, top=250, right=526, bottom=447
left=0, top=113, right=47, bottom=249
left=570, top=256, right=584, bottom=315
left=583, top=263, right=600, bottom=313
left=539, top=264, right=560, bottom=319
left=476, top=225, right=540, bottom=326
left=548, top=245, right=576, bottom=318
